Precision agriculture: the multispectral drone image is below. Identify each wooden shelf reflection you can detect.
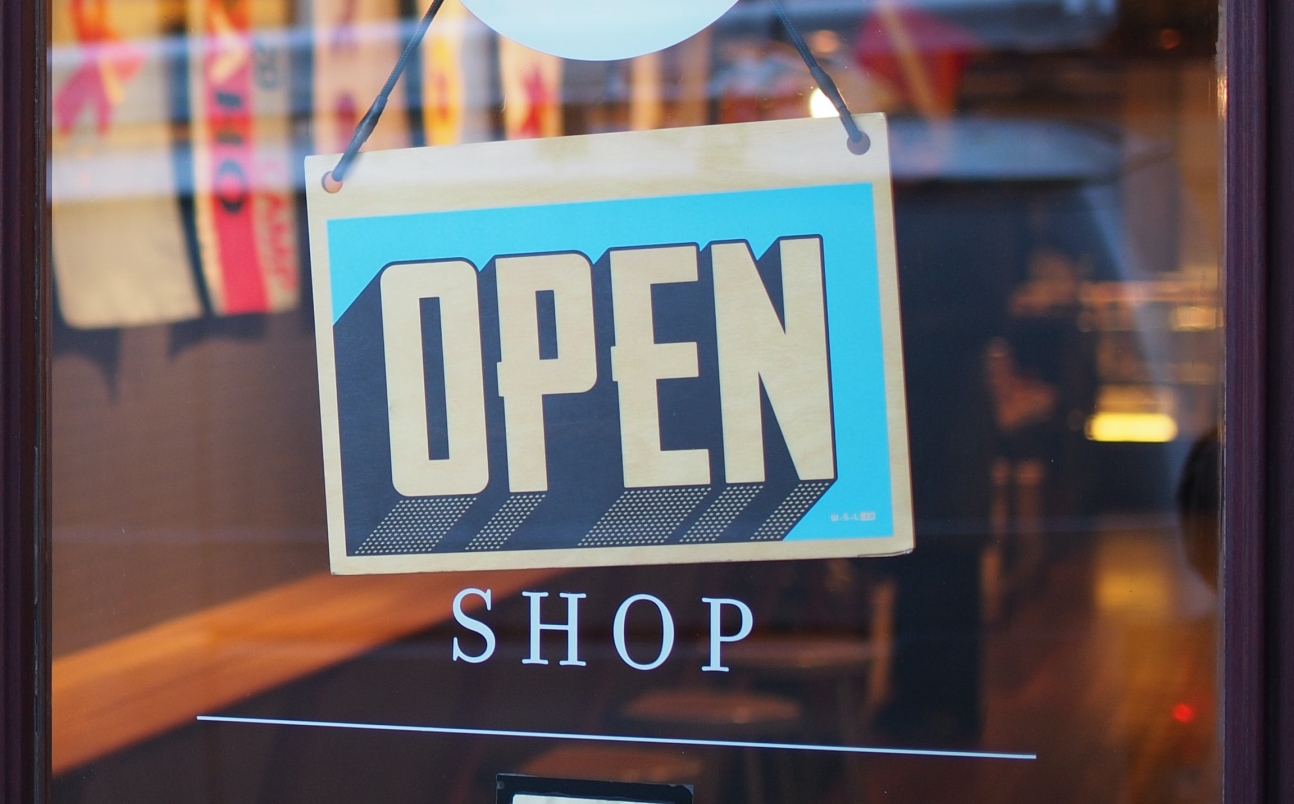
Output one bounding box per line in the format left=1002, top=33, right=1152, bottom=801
left=52, top=568, right=558, bottom=774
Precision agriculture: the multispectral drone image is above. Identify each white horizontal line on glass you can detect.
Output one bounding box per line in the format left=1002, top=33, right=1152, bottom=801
left=196, top=715, right=1037, bottom=761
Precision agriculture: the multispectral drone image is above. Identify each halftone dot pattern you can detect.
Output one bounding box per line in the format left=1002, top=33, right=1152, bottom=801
left=356, top=496, right=476, bottom=555
left=465, top=493, right=546, bottom=551
left=679, top=483, right=763, bottom=543
left=751, top=481, right=833, bottom=541
left=579, top=486, right=709, bottom=547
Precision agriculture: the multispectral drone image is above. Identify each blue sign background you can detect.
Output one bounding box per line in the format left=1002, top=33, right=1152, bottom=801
left=327, top=183, right=895, bottom=541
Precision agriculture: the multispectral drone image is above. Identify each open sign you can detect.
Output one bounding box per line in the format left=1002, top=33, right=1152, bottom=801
left=306, top=116, right=912, bottom=573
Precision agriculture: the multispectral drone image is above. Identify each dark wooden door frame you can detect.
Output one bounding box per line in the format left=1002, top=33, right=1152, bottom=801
left=0, top=0, right=1287, bottom=802
left=1268, top=0, right=1294, bottom=798
left=0, top=2, right=49, bottom=804
left=1223, top=0, right=1294, bottom=800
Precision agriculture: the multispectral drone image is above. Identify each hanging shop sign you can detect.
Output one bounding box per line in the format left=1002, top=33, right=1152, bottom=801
left=305, top=115, right=913, bottom=574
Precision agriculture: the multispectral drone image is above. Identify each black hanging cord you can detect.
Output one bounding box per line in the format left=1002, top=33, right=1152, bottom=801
left=324, top=0, right=447, bottom=191
left=772, top=0, right=870, bottom=154
left=324, top=0, right=868, bottom=190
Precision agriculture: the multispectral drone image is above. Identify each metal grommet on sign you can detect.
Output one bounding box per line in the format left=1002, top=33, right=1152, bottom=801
left=847, top=132, right=871, bottom=156
left=772, top=0, right=869, bottom=155
left=322, top=171, right=344, bottom=194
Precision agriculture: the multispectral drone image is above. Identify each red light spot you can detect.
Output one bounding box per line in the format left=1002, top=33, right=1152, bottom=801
left=1172, top=703, right=1196, bottom=723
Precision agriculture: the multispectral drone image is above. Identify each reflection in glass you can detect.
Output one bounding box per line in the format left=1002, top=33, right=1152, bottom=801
left=50, top=0, right=1220, bottom=802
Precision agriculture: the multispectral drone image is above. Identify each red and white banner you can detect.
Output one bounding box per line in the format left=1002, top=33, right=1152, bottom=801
left=421, top=0, right=465, bottom=145
left=498, top=36, right=562, bottom=139
left=312, top=0, right=410, bottom=155
left=420, top=0, right=491, bottom=146
left=187, top=0, right=299, bottom=315
left=51, top=0, right=203, bottom=329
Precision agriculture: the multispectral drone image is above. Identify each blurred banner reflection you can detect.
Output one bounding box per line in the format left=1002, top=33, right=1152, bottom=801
left=49, top=0, right=1222, bottom=802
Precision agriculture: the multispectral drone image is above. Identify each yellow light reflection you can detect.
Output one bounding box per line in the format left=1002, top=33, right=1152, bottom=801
left=809, top=88, right=836, bottom=119
left=1096, top=545, right=1173, bottom=619
left=1085, top=412, right=1179, bottom=443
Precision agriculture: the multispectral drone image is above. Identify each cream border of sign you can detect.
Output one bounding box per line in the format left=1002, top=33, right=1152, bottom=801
left=305, top=114, right=913, bottom=575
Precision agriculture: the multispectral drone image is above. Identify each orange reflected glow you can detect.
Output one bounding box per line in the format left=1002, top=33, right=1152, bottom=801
left=1085, top=412, right=1179, bottom=443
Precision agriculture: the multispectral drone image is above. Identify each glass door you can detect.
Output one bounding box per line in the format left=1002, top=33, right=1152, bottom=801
left=44, top=0, right=1226, bottom=802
